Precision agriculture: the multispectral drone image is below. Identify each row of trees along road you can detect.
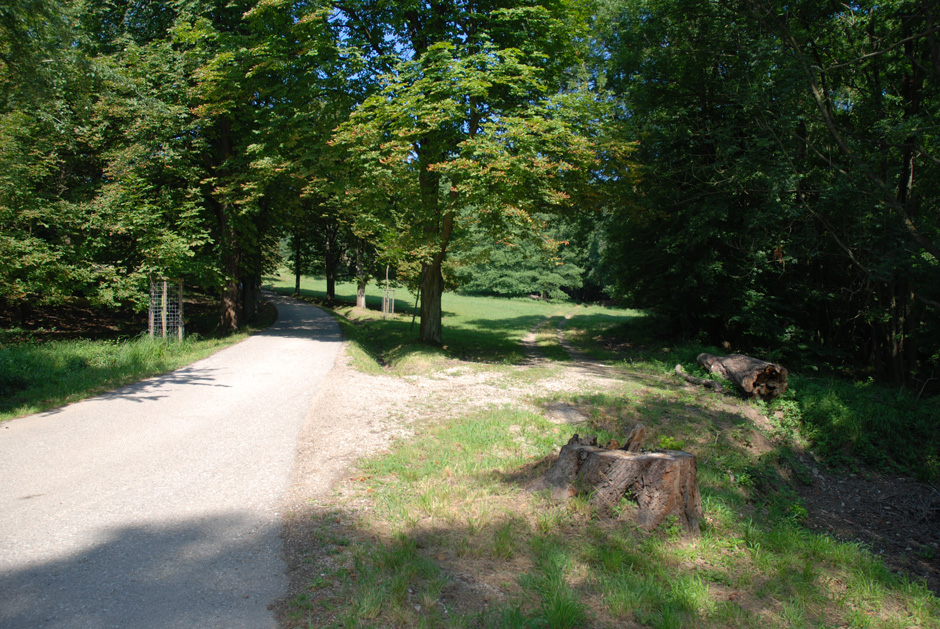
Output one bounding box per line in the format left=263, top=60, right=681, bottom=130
left=1, top=0, right=938, bottom=386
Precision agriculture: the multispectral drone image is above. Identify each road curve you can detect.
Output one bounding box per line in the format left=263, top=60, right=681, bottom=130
left=0, top=293, right=341, bottom=628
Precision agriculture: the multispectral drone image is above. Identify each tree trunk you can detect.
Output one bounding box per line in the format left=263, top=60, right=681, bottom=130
left=213, top=116, right=241, bottom=332
left=321, top=219, right=341, bottom=301
left=326, top=273, right=336, bottom=301
left=419, top=258, right=444, bottom=345
left=696, top=353, right=788, bottom=400
left=218, top=208, right=242, bottom=332
left=293, top=241, right=302, bottom=296
left=356, top=282, right=366, bottom=309
left=355, top=240, right=368, bottom=308
left=532, top=434, right=703, bottom=533
left=243, top=273, right=261, bottom=322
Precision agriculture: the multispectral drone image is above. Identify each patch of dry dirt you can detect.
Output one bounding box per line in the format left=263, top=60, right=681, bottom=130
left=798, top=465, right=940, bottom=592
left=274, top=315, right=625, bottom=625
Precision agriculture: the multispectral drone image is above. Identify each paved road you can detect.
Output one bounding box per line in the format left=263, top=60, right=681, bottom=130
left=0, top=293, right=342, bottom=628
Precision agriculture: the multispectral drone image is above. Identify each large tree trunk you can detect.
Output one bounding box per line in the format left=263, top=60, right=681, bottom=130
left=697, top=353, right=788, bottom=400
left=419, top=258, right=444, bottom=345
left=533, top=434, right=703, bottom=533
left=218, top=208, right=242, bottom=332
left=213, top=116, right=242, bottom=332
left=356, top=282, right=367, bottom=309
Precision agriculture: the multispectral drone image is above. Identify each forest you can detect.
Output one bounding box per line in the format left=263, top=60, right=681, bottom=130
left=2, top=0, right=939, bottom=389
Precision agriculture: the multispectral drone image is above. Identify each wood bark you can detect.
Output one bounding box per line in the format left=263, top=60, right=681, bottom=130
left=532, top=434, right=703, bottom=533
left=419, top=258, right=444, bottom=344
left=356, top=283, right=366, bottom=309
left=696, top=353, right=788, bottom=400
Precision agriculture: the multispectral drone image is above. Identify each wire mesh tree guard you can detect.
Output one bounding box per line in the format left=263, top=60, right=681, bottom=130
left=382, top=265, right=395, bottom=319
left=382, top=287, right=395, bottom=319
left=149, top=278, right=184, bottom=341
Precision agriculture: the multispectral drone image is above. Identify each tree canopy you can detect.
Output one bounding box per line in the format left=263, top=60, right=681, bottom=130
left=1, top=0, right=938, bottom=385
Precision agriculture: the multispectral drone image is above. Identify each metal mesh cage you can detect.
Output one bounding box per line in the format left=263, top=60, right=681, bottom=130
left=149, top=278, right=184, bottom=341
left=382, top=288, right=395, bottom=319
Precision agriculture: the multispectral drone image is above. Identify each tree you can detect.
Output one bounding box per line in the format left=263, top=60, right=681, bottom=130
left=601, top=0, right=940, bottom=383
left=1, top=0, right=212, bottom=317
left=332, top=1, right=612, bottom=343
left=747, top=0, right=940, bottom=382
left=454, top=218, right=586, bottom=300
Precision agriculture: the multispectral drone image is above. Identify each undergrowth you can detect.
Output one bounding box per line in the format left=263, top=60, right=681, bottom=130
left=562, top=314, right=940, bottom=483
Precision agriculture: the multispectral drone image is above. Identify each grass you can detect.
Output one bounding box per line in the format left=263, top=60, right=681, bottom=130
left=0, top=303, right=276, bottom=421
left=292, top=400, right=940, bottom=627
left=275, top=273, right=940, bottom=628
left=557, top=310, right=940, bottom=483
left=264, top=269, right=639, bottom=374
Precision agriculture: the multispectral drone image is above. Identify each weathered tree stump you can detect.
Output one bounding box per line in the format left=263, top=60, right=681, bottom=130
left=697, top=353, right=788, bottom=401
left=532, top=433, right=703, bottom=533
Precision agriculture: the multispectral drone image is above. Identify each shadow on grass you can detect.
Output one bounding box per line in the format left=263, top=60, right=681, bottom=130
left=284, top=493, right=931, bottom=628
left=0, top=343, right=214, bottom=417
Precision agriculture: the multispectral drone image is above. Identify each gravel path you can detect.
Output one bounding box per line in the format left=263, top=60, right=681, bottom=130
left=0, top=293, right=341, bottom=629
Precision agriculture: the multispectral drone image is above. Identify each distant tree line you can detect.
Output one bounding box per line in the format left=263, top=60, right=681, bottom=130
left=1, top=0, right=937, bottom=386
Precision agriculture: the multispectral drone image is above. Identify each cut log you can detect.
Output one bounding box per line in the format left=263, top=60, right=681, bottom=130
left=532, top=434, right=703, bottom=533
left=697, top=353, right=788, bottom=401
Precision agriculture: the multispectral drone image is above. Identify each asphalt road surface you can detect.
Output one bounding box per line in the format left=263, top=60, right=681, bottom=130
left=0, top=293, right=342, bottom=628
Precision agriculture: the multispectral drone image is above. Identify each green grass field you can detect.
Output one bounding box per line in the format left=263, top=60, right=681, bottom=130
left=264, top=270, right=641, bottom=370
left=269, top=272, right=939, bottom=628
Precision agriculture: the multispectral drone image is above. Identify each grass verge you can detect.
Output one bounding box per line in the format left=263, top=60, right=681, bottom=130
left=0, top=302, right=276, bottom=421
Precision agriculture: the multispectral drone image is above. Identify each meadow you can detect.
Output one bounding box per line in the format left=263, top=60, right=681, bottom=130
left=268, top=272, right=940, bottom=628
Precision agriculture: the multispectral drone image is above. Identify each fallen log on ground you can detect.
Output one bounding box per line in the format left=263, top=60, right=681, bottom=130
left=697, top=353, right=788, bottom=401
left=531, top=432, right=703, bottom=533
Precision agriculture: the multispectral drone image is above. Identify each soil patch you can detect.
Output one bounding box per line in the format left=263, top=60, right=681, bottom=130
left=798, top=466, right=940, bottom=592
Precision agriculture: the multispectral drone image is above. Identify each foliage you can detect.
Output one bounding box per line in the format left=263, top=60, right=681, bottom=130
left=2, top=0, right=938, bottom=390
left=331, top=0, right=622, bottom=343
left=454, top=217, right=586, bottom=300
left=778, top=377, right=940, bottom=481
left=600, top=0, right=940, bottom=385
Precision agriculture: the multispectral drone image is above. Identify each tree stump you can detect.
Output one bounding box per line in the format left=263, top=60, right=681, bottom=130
left=697, top=353, right=788, bottom=401
left=532, top=433, right=703, bottom=533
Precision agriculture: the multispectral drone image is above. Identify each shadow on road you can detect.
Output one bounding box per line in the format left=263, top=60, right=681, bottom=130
left=0, top=513, right=282, bottom=629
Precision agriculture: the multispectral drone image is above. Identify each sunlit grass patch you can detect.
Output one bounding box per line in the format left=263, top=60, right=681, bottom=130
left=265, top=270, right=643, bottom=371
left=316, top=383, right=939, bottom=627
left=0, top=319, right=270, bottom=421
